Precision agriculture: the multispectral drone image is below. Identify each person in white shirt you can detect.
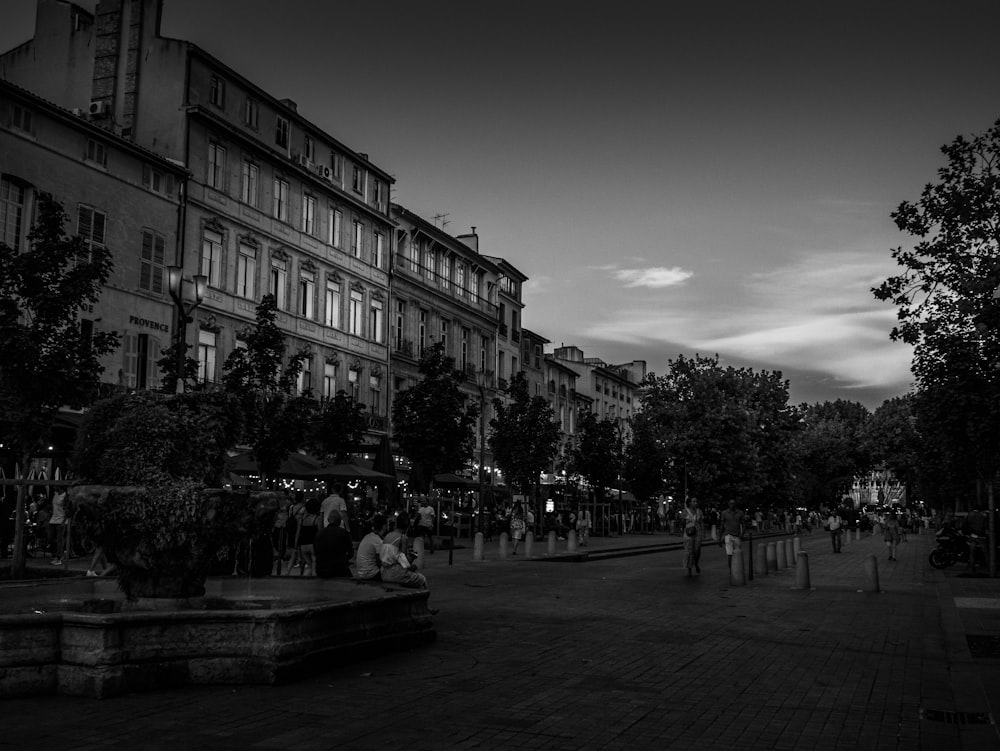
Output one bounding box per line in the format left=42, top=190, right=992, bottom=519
left=321, top=483, right=349, bottom=534
left=827, top=509, right=844, bottom=553
left=356, top=514, right=387, bottom=581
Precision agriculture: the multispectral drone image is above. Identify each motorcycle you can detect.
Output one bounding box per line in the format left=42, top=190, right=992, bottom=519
left=928, top=525, right=987, bottom=569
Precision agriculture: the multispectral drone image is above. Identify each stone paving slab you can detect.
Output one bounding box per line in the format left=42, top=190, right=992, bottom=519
left=2, top=527, right=999, bottom=750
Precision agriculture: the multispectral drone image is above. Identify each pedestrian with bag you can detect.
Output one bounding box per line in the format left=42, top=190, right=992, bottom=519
left=682, top=497, right=703, bottom=577
left=827, top=507, right=844, bottom=553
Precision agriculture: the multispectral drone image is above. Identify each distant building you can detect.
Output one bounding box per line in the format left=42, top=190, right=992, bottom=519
left=550, top=345, right=646, bottom=439
left=485, top=255, right=527, bottom=394
left=2, top=0, right=395, bottom=438
left=1, top=79, right=186, bottom=394
left=520, top=328, right=549, bottom=399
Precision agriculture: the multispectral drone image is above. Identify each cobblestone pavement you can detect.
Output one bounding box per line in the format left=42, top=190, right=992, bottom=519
left=3, top=528, right=1000, bottom=750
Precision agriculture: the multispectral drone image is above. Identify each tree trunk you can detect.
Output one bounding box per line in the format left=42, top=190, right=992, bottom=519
left=10, top=451, right=30, bottom=578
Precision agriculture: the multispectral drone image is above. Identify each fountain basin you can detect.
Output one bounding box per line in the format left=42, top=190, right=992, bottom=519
left=0, top=576, right=435, bottom=698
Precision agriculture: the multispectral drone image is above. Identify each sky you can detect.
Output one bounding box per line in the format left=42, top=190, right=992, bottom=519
left=4, top=0, right=1000, bottom=409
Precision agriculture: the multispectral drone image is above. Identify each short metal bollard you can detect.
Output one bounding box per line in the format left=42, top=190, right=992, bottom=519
left=567, top=530, right=578, bottom=553
left=525, top=530, right=535, bottom=558
left=413, top=537, right=425, bottom=564
left=499, top=532, right=509, bottom=560
left=473, top=532, right=485, bottom=561
left=863, top=554, right=880, bottom=592
left=793, top=536, right=802, bottom=558
left=794, top=551, right=811, bottom=590
left=776, top=539, right=786, bottom=570
left=755, top=542, right=768, bottom=576
left=730, top=547, right=746, bottom=586
left=547, top=530, right=557, bottom=556
left=766, top=541, right=778, bottom=571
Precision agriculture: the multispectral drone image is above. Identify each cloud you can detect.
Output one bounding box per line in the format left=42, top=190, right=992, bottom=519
left=613, top=266, right=694, bottom=288
left=580, top=250, right=913, bottom=393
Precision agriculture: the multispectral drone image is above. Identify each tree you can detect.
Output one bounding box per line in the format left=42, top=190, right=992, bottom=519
left=789, top=400, right=871, bottom=508
left=640, top=354, right=796, bottom=507
left=307, top=389, right=368, bottom=463
left=0, top=195, right=118, bottom=576
left=392, top=341, right=478, bottom=493
left=862, top=395, right=920, bottom=504
left=873, top=118, right=1000, bottom=574
left=623, top=412, right=668, bottom=503
left=489, top=371, right=561, bottom=498
left=569, top=410, right=621, bottom=505
left=221, top=294, right=314, bottom=485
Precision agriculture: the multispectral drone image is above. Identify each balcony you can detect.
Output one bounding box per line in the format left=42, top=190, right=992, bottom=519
left=498, top=323, right=508, bottom=338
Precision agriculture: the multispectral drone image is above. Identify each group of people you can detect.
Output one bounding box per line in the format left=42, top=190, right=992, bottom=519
left=680, top=497, right=747, bottom=577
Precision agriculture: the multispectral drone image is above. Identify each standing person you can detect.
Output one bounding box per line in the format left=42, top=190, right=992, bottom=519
left=576, top=506, right=592, bottom=547
left=682, top=497, right=704, bottom=577
left=292, top=498, right=321, bottom=576
left=283, top=493, right=306, bottom=576
left=417, top=496, right=436, bottom=554
left=314, top=509, right=353, bottom=578
left=719, top=499, right=745, bottom=572
left=48, top=489, right=67, bottom=565
left=356, top=514, right=387, bottom=581
left=883, top=511, right=902, bottom=561
left=321, top=483, right=350, bottom=534
left=508, top=500, right=526, bottom=555
left=827, top=508, right=844, bottom=553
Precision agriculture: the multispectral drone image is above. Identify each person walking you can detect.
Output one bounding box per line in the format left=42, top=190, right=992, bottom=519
left=48, top=489, right=67, bottom=565
left=883, top=511, right=902, bottom=561
left=320, top=483, right=349, bottom=534
left=291, top=498, right=321, bottom=576
left=682, top=497, right=704, bottom=576
left=508, top=500, right=526, bottom=555
left=417, top=497, right=436, bottom=553
left=576, top=506, right=592, bottom=547
left=719, top=499, right=746, bottom=572
left=827, top=508, right=844, bottom=553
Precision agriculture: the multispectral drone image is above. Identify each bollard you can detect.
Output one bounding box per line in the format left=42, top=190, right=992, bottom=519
left=567, top=530, right=578, bottom=553
left=792, top=536, right=802, bottom=557
left=856, top=528, right=861, bottom=542
left=843, top=528, right=851, bottom=548
left=730, top=547, right=746, bottom=586
left=711, top=525, right=718, bottom=542
left=525, top=531, right=535, bottom=558
left=473, top=532, right=485, bottom=562
left=863, top=554, right=880, bottom=592
left=776, top=540, right=786, bottom=570
left=747, top=532, right=754, bottom=580
left=499, top=532, right=509, bottom=560
left=766, top=541, right=778, bottom=571
left=547, top=530, right=557, bottom=556
left=794, top=551, right=811, bottom=589
left=755, top=542, right=768, bottom=576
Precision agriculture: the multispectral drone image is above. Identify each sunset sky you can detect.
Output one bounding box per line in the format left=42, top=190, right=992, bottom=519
left=4, top=0, right=1000, bottom=409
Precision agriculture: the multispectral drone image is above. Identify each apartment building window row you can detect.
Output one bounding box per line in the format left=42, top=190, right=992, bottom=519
left=85, top=138, right=107, bottom=167
left=142, top=164, right=175, bottom=197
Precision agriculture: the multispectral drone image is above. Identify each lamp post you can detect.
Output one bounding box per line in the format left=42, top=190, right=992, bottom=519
left=476, top=370, right=489, bottom=536
left=167, top=266, right=208, bottom=393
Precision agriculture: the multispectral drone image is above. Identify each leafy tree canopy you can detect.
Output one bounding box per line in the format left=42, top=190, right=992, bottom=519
left=489, top=371, right=561, bottom=494
left=392, top=341, right=478, bottom=492
left=569, top=410, right=621, bottom=503
left=307, top=389, right=368, bottom=463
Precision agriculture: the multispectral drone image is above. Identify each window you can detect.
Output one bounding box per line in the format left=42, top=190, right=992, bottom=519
left=352, top=166, right=363, bottom=193
left=85, top=138, right=106, bottom=166
left=269, top=257, right=287, bottom=309
left=139, top=230, right=165, bottom=294
left=237, top=243, right=256, bottom=299
left=297, top=361, right=312, bottom=394
left=369, top=375, right=382, bottom=415
left=471, top=271, right=482, bottom=303
left=244, top=97, right=259, bottom=129
left=324, top=278, right=341, bottom=328
left=461, top=328, right=469, bottom=370
left=77, top=205, right=107, bottom=262
left=456, top=263, right=466, bottom=297
left=440, top=318, right=448, bottom=352
left=124, top=333, right=161, bottom=390
left=207, top=143, right=226, bottom=190
left=10, top=103, right=33, bottom=133
left=512, top=355, right=518, bottom=374
left=439, top=252, right=449, bottom=289
left=323, top=362, right=338, bottom=398
left=395, top=301, right=405, bottom=349
left=352, top=220, right=363, bottom=258
left=419, top=310, right=427, bottom=355
left=327, top=207, right=342, bottom=247
left=369, top=298, right=384, bottom=343
left=480, top=335, right=488, bottom=372
left=198, top=330, right=217, bottom=383
left=275, top=116, right=289, bottom=150
left=349, top=289, right=363, bottom=335
left=304, top=135, right=314, bottom=162
left=348, top=367, right=359, bottom=400
left=302, top=194, right=316, bottom=235
left=272, top=177, right=288, bottom=221
left=371, top=180, right=382, bottom=207
left=407, top=238, right=420, bottom=272
left=241, top=160, right=259, bottom=207
left=330, top=152, right=342, bottom=179
left=0, top=177, right=27, bottom=251
left=201, top=229, right=223, bottom=287
left=142, top=164, right=174, bottom=196
left=373, top=232, right=384, bottom=268
left=498, top=351, right=505, bottom=378
left=299, top=269, right=315, bottom=318
left=209, top=75, right=226, bottom=108
left=424, top=248, right=435, bottom=279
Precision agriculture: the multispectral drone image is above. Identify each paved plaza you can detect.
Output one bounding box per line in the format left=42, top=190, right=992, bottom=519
left=2, top=528, right=1000, bottom=750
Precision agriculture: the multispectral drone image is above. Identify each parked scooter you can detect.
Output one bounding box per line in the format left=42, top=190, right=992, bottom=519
left=928, top=524, right=987, bottom=569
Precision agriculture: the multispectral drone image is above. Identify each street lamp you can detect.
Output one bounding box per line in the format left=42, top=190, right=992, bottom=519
left=167, top=266, right=208, bottom=393
left=476, top=369, right=489, bottom=536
